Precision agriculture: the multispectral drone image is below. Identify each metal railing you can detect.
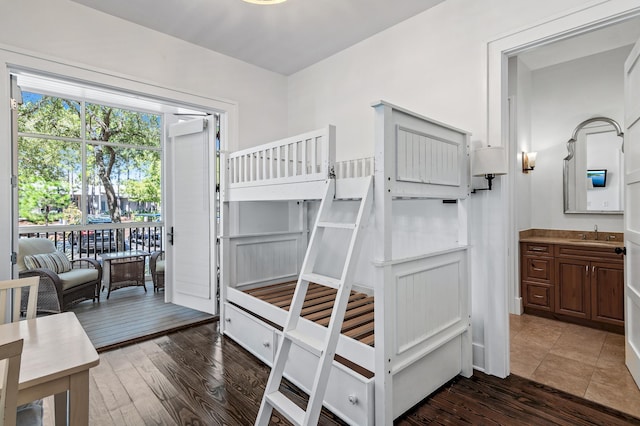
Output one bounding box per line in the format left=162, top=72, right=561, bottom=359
left=19, top=223, right=165, bottom=261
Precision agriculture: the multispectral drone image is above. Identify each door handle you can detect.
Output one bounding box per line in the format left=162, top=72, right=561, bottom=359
left=167, top=226, right=175, bottom=246
left=615, top=246, right=626, bottom=256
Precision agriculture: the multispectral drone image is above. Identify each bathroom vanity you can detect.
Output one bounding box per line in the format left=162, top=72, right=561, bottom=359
left=520, top=229, right=625, bottom=333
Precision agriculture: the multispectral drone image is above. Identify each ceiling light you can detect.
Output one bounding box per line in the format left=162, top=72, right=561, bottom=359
left=242, top=0, right=287, bottom=4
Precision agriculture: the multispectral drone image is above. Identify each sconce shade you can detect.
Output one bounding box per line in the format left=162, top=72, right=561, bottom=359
left=522, top=151, right=537, bottom=173
left=472, top=146, right=507, bottom=177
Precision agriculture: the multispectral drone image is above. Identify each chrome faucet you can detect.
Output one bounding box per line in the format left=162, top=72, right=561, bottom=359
left=594, top=224, right=598, bottom=240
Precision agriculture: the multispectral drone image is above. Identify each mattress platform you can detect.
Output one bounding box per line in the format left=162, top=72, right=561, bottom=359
left=242, top=281, right=375, bottom=346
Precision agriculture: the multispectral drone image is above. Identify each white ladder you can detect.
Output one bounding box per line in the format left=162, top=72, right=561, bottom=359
left=255, top=176, right=373, bottom=426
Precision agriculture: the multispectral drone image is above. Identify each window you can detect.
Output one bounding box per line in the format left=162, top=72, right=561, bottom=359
left=17, top=92, right=162, bottom=226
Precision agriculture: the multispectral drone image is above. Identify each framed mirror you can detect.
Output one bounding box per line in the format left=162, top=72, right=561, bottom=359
left=563, top=117, right=624, bottom=214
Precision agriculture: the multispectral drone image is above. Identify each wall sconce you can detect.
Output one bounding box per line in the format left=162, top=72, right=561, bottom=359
left=471, top=146, right=508, bottom=192
left=522, top=151, right=537, bottom=173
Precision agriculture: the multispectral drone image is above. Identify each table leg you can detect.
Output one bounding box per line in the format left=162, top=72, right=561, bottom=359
left=68, top=371, right=90, bottom=425
left=54, top=392, right=67, bottom=426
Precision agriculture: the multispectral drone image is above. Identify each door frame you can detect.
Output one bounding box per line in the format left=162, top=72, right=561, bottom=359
left=485, top=0, right=640, bottom=378
left=0, top=47, right=238, bottom=284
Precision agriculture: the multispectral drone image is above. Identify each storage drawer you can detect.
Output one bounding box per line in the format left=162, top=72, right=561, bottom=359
left=522, top=255, right=553, bottom=283
left=280, top=331, right=375, bottom=426
left=223, top=303, right=276, bottom=365
left=521, top=242, right=553, bottom=256
left=556, top=244, right=624, bottom=262
left=523, top=282, right=553, bottom=310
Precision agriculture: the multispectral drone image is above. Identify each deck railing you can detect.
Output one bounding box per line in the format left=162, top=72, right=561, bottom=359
left=19, top=223, right=165, bottom=261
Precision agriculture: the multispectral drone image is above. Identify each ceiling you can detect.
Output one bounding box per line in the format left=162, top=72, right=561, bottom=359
left=70, top=0, right=445, bottom=75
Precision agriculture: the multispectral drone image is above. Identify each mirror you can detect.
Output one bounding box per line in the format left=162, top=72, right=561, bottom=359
left=563, top=117, right=624, bottom=214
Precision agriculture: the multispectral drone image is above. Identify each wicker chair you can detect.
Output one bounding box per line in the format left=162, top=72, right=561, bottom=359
left=150, top=251, right=165, bottom=292
left=17, top=238, right=102, bottom=312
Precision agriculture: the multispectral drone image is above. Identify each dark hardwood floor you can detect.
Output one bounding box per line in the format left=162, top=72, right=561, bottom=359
left=70, top=282, right=215, bottom=352
left=76, top=321, right=640, bottom=425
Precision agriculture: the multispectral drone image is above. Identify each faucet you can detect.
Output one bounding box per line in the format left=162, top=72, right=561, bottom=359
left=594, top=224, right=598, bottom=240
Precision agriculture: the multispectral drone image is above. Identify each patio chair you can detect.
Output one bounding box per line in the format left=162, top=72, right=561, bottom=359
left=17, top=238, right=102, bottom=312
left=150, top=251, right=165, bottom=292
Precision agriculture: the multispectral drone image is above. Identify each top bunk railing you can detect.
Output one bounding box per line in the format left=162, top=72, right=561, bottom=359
left=226, top=126, right=336, bottom=188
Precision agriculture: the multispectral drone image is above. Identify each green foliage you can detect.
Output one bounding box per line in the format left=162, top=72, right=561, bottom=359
left=18, top=177, right=69, bottom=225
left=125, top=157, right=161, bottom=204
left=18, top=92, right=162, bottom=225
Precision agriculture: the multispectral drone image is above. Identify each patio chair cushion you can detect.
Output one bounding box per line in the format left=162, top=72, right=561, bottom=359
left=17, top=238, right=58, bottom=273
left=23, top=252, right=72, bottom=274
left=156, top=259, right=165, bottom=273
left=58, top=269, right=100, bottom=291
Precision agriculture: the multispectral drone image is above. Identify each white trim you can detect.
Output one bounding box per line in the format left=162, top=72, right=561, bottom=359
left=486, top=0, right=640, bottom=378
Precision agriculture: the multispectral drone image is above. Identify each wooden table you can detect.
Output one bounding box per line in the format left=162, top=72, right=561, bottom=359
left=0, top=312, right=99, bottom=425
left=101, top=250, right=150, bottom=298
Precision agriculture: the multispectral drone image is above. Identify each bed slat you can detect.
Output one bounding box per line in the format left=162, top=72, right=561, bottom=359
left=241, top=281, right=375, bottom=347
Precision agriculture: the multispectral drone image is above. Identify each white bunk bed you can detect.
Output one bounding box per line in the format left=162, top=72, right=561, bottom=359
left=219, top=101, right=472, bottom=425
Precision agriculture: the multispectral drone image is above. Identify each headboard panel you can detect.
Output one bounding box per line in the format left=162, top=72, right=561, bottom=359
left=373, top=101, right=470, bottom=199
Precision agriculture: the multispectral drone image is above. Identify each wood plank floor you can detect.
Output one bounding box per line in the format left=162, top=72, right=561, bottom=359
left=70, top=282, right=215, bottom=352
left=48, top=321, right=640, bottom=425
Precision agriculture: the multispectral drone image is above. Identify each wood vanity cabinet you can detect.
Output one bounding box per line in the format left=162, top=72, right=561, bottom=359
left=520, top=241, right=625, bottom=329
left=555, top=244, right=624, bottom=327
left=521, top=242, right=554, bottom=312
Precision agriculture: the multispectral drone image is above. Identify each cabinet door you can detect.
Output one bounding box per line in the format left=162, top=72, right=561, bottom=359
left=556, top=258, right=591, bottom=319
left=591, top=261, right=624, bottom=326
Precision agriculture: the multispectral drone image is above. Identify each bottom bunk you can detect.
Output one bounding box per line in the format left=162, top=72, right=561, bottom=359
left=223, top=245, right=471, bottom=426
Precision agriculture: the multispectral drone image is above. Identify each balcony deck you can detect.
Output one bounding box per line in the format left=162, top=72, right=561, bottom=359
left=70, top=283, right=215, bottom=352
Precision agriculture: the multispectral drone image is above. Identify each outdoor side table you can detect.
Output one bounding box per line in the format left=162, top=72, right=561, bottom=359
left=101, top=250, right=150, bottom=299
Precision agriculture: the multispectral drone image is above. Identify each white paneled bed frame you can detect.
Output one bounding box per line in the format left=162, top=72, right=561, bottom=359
left=219, top=101, right=472, bottom=425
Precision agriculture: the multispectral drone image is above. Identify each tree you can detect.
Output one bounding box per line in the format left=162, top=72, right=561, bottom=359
left=18, top=93, right=161, bottom=225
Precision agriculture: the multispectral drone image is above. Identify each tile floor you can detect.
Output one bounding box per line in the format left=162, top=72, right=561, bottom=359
left=510, top=313, right=640, bottom=418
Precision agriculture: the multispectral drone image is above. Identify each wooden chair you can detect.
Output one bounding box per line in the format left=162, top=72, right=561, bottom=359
left=0, top=277, right=39, bottom=324
left=0, top=278, right=44, bottom=425
left=0, top=337, right=24, bottom=426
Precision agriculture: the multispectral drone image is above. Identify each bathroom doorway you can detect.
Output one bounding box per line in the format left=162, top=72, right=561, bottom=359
left=506, top=15, right=640, bottom=417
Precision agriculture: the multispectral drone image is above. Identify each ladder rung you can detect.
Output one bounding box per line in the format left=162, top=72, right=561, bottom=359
left=317, top=221, right=356, bottom=230
left=265, top=391, right=305, bottom=426
left=301, top=272, right=341, bottom=289
left=285, top=329, right=324, bottom=357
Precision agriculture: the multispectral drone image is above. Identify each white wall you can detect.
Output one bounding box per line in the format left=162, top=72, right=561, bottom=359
left=510, top=57, right=534, bottom=233
left=530, top=46, right=629, bottom=232
left=0, top=0, right=288, bottom=151
left=287, top=0, right=587, bottom=161
left=286, top=0, right=589, bottom=372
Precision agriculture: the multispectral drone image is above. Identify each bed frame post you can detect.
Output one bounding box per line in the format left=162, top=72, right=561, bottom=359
left=219, top=151, right=230, bottom=333
left=373, top=102, right=395, bottom=425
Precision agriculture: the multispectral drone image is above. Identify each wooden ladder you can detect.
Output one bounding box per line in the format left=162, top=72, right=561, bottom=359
left=255, top=176, right=374, bottom=426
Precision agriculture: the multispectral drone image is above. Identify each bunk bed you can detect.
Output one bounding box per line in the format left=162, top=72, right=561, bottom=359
left=219, top=101, right=472, bottom=425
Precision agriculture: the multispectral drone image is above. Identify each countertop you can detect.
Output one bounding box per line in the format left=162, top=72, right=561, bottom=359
left=519, top=229, right=623, bottom=249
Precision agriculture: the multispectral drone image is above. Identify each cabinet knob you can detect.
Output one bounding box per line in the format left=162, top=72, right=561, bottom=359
left=348, top=395, right=358, bottom=405
left=263, top=341, right=270, bottom=348
left=225, top=317, right=231, bottom=323
left=615, top=247, right=626, bottom=256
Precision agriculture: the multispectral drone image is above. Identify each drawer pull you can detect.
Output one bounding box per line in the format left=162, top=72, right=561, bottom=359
left=530, top=247, right=546, bottom=252
left=348, top=395, right=358, bottom=405
left=533, top=295, right=544, bottom=299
